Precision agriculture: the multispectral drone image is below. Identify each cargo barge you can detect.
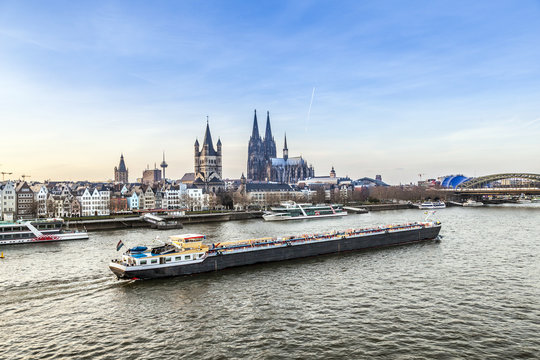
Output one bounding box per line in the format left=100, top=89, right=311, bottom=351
left=109, top=220, right=442, bottom=280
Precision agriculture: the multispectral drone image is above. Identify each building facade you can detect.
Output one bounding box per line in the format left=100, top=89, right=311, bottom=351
left=15, top=182, right=35, bottom=219
left=142, top=167, right=162, bottom=185
left=0, top=181, right=16, bottom=221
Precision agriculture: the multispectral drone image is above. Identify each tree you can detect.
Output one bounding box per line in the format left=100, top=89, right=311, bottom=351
left=313, top=188, right=326, bottom=204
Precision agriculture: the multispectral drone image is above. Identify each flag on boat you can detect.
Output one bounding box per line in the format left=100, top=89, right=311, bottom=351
left=116, top=240, right=124, bottom=251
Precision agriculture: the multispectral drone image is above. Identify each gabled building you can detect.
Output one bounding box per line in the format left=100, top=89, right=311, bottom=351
left=33, top=185, right=49, bottom=217
left=15, top=181, right=35, bottom=219
left=0, top=181, right=16, bottom=221
left=126, top=191, right=140, bottom=210
left=78, top=186, right=110, bottom=216
left=141, top=185, right=156, bottom=210
left=162, top=183, right=186, bottom=210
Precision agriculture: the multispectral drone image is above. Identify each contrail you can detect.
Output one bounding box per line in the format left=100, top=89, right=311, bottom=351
left=306, top=87, right=315, bottom=132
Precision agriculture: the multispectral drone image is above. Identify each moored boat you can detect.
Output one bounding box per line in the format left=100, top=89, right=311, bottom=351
left=463, top=199, right=484, bottom=207
left=418, top=201, right=446, bottom=209
left=262, top=202, right=347, bottom=221
left=109, top=220, right=442, bottom=280
left=0, top=218, right=89, bottom=245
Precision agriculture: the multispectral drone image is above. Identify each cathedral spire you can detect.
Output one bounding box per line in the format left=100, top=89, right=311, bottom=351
left=283, top=133, right=288, bottom=161
left=251, top=109, right=260, bottom=139
left=264, top=111, right=273, bottom=141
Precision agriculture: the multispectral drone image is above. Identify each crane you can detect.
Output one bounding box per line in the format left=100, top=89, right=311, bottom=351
left=21, top=174, right=31, bottom=181
left=1, top=172, right=13, bottom=181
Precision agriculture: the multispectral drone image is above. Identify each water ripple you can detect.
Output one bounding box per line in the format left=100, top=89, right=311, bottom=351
left=1, top=207, right=539, bottom=359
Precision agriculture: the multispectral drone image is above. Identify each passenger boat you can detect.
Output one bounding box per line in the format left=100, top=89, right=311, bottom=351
left=462, top=199, right=484, bottom=207
left=418, top=201, right=446, bottom=209
left=262, top=202, right=347, bottom=221
left=517, top=194, right=532, bottom=204
left=0, top=218, right=89, bottom=245
left=109, top=219, right=442, bottom=280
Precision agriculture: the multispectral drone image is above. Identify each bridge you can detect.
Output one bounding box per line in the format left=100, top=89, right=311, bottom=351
left=440, top=173, right=540, bottom=198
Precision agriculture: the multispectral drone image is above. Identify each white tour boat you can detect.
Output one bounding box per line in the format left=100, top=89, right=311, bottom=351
left=262, top=202, right=347, bottom=221
left=0, top=218, right=89, bottom=245
left=418, top=201, right=446, bottom=210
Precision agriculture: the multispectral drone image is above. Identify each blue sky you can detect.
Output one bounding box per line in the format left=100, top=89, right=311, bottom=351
left=1, top=0, right=540, bottom=184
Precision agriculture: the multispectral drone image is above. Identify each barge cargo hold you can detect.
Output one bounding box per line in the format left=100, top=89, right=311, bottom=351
left=110, top=220, right=442, bottom=280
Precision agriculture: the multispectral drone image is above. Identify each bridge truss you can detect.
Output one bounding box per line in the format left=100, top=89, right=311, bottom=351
left=457, top=173, right=540, bottom=189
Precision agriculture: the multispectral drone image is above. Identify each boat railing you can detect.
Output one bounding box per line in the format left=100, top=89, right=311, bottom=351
left=208, top=223, right=434, bottom=254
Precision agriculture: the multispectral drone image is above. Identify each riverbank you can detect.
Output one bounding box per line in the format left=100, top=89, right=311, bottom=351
left=66, top=204, right=418, bottom=232
left=67, top=211, right=264, bottom=231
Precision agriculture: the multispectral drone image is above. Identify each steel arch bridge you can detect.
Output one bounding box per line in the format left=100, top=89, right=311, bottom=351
left=457, top=173, right=540, bottom=189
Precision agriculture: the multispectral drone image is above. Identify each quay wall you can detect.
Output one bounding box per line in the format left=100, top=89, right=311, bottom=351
left=66, top=205, right=419, bottom=232
left=67, top=212, right=264, bottom=231
left=361, top=204, right=413, bottom=211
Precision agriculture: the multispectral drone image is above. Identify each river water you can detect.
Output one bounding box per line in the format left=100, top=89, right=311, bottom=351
left=1, top=206, right=539, bottom=359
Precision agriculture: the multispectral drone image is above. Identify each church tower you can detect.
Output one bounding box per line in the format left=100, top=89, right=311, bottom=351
left=194, top=119, right=224, bottom=192
left=247, top=110, right=265, bottom=181
left=114, top=154, right=129, bottom=183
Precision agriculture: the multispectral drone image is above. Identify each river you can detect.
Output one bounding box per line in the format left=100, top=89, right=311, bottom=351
left=1, top=205, right=539, bottom=359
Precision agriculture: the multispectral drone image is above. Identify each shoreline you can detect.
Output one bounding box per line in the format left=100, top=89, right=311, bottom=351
left=66, top=204, right=418, bottom=232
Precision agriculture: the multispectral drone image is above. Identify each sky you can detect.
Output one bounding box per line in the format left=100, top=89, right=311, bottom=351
left=1, top=0, right=540, bottom=184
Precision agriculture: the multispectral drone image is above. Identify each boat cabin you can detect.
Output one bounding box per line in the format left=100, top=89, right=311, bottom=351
left=119, top=233, right=209, bottom=267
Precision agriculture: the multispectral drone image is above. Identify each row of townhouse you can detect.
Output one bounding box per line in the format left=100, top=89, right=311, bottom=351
left=0, top=181, right=112, bottom=220
left=121, top=183, right=207, bottom=212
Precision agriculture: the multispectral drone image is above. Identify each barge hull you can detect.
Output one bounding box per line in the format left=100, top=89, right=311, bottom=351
left=113, top=225, right=441, bottom=279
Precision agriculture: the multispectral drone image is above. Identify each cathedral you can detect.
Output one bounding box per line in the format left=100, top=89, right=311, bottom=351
left=193, top=121, right=225, bottom=193
left=247, top=110, right=314, bottom=184
left=114, top=154, right=129, bottom=183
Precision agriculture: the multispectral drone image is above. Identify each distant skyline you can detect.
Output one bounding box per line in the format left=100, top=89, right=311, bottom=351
left=1, top=1, right=540, bottom=184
